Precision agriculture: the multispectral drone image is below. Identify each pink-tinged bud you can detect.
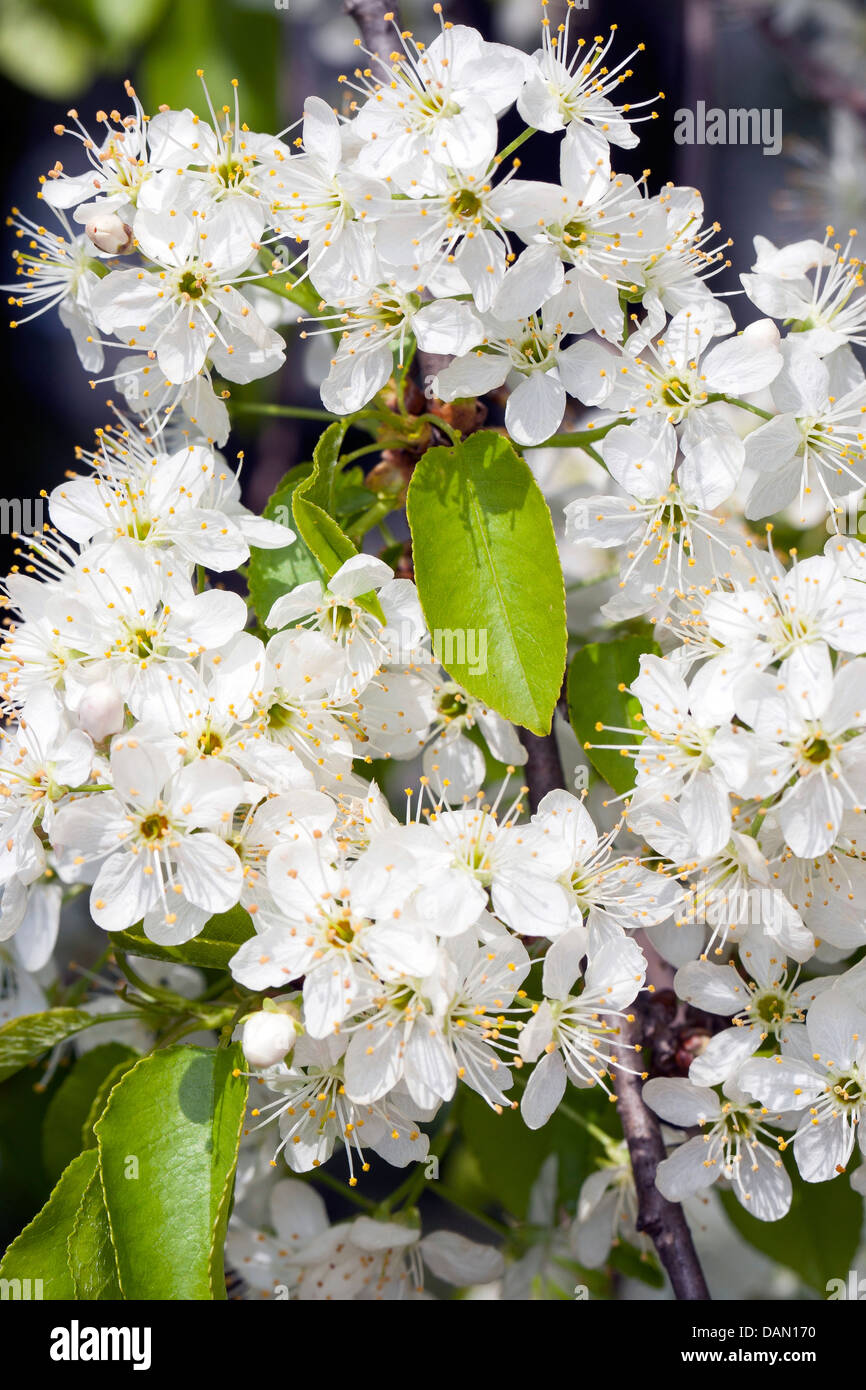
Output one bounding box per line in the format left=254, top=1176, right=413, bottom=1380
left=77, top=681, right=125, bottom=741
left=85, top=212, right=134, bottom=255
left=242, top=1011, right=297, bottom=1069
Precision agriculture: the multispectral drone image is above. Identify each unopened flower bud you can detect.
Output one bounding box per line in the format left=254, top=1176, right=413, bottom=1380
left=85, top=212, right=135, bottom=255
left=741, top=317, right=781, bottom=350
left=242, top=1010, right=297, bottom=1069
left=77, top=681, right=125, bottom=742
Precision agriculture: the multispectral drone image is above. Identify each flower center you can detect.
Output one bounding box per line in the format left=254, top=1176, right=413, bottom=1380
left=325, top=913, right=359, bottom=947
left=660, top=376, right=694, bottom=408
left=561, top=218, right=589, bottom=246
left=197, top=726, right=224, bottom=756
left=267, top=702, right=294, bottom=731
left=139, top=812, right=169, bottom=843
left=451, top=188, right=482, bottom=220
left=752, top=991, right=788, bottom=1027
left=802, top=736, right=832, bottom=765
left=330, top=603, right=356, bottom=634
left=436, top=689, right=469, bottom=720
left=176, top=266, right=210, bottom=301
left=831, top=1070, right=864, bottom=1108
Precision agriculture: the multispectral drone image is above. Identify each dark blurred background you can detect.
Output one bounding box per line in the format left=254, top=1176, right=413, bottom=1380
left=0, top=0, right=861, bottom=570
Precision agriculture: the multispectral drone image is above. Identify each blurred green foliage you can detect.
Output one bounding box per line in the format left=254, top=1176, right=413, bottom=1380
left=0, top=0, right=280, bottom=134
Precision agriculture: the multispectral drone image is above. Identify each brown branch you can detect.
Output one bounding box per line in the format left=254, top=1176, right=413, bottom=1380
left=615, top=1012, right=710, bottom=1301
left=344, top=0, right=399, bottom=71
left=519, top=728, right=564, bottom=813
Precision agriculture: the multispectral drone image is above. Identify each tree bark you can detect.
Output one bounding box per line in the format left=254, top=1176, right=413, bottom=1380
left=344, top=0, right=398, bottom=71
left=616, top=1014, right=711, bottom=1300
left=519, top=728, right=564, bottom=814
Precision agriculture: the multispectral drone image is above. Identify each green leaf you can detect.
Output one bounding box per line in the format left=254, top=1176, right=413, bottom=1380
left=95, top=1045, right=248, bottom=1299
left=0, top=1065, right=66, bottom=1251
left=0, top=1149, right=97, bottom=1298
left=457, top=1085, right=612, bottom=1219
left=0, top=1008, right=100, bottom=1085
left=247, top=463, right=321, bottom=629
left=68, top=1166, right=123, bottom=1300
left=407, top=431, right=567, bottom=735
left=721, top=1167, right=863, bottom=1293
left=82, top=1056, right=142, bottom=1151
left=291, top=491, right=357, bottom=577
left=292, top=424, right=356, bottom=576
left=41, top=1044, right=138, bottom=1181
left=292, top=423, right=387, bottom=621
left=109, top=904, right=254, bottom=973
left=302, top=419, right=349, bottom=514
left=567, top=635, right=659, bottom=794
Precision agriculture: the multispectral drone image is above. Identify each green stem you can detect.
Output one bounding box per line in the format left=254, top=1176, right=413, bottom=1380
left=705, top=393, right=773, bottom=421
left=114, top=949, right=181, bottom=1005
left=394, top=341, right=417, bottom=416
left=341, top=440, right=387, bottom=465
left=559, top=1099, right=616, bottom=1149
left=155, top=1018, right=211, bottom=1050
left=496, top=126, right=537, bottom=163
left=413, top=412, right=462, bottom=445
left=524, top=419, right=624, bottom=450
left=230, top=402, right=340, bottom=423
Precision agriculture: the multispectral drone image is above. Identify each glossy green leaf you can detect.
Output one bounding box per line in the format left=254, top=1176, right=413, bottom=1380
left=82, top=1055, right=142, bottom=1151
left=68, top=1165, right=122, bottom=1300
left=292, top=423, right=386, bottom=621
left=302, top=419, right=348, bottom=514
left=95, top=1045, right=248, bottom=1299
left=41, top=1043, right=138, bottom=1181
left=567, top=635, right=660, bottom=794
left=109, top=904, right=254, bottom=973
left=292, top=424, right=356, bottom=576
left=0, top=1149, right=96, bottom=1299
left=247, top=463, right=321, bottom=629
left=0, top=1008, right=100, bottom=1086
left=407, top=431, right=567, bottom=735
